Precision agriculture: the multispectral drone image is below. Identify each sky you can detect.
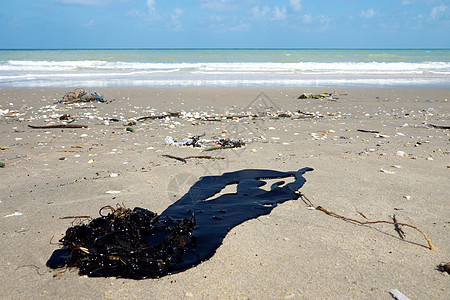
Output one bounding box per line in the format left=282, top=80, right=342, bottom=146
left=1, top=0, right=449, bottom=49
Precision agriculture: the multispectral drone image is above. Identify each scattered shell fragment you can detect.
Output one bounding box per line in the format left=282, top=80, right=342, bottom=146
left=395, top=151, right=407, bottom=157
left=4, top=212, right=23, bottom=218
left=105, top=190, right=121, bottom=194
left=88, top=159, right=95, bottom=164
left=110, top=173, right=119, bottom=178
left=380, top=168, right=395, bottom=174
left=404, top=195, right=411, bottom=200
left=389, top=289, right=411, bottom=300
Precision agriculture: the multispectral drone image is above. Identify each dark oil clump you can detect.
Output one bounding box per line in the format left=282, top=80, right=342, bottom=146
left=47, top=168, right=313, bottom=279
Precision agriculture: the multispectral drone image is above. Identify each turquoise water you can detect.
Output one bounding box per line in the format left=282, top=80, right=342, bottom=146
left=1, top=49, right=449, bottom=88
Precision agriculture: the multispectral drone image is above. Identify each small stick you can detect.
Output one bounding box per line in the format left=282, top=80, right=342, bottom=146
left=162, top=154, right=224, bottom=163
left=393, top=214, right=406, bottom=239
left=357, top=211, right=368, bottom=219
left=184, top=155, right=225, bottom=160
left=28, top=124, right=88, bottom=129
left=59, top=216, right=91, bottom=220
left=357, top=129, right=380, bottom=134
left=204, top=146, right=236, bottom=151
left=162, top=154, right=187, bottom=163
left=299, top=194, right=435, bottom=250
left=424, top=124, right=450, bottom=130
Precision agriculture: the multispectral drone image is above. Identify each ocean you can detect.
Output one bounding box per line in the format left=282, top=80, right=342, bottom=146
left=0, top=49, right=449, bottom=88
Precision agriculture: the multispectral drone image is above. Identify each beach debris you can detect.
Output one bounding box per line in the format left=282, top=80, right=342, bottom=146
left=28, top=124, right=88, bottom=129
left=299, top=194, right=435, bottom=250
left=137, top=112, right=181, bottom=121
left=162, top=154, right=224, bottom=163
left=380, top=168, right=395, bottom=174
left=4, top=211, right=23, bottom=218
left=204, top=138, right=246, bottom=151
left=357, top=129, right=380, bottom=134
left=105, top=190, right=121, bottom=194
left=164, top=134, right=206, bottom=147
left=297, top=92, right=337, bottom=100
left=395, top=151, right=407, bottom=157
left=165, top=135, right=246, bottom=150
left=388, top=289, right=411, bottom=300
left=47, top=168, right=313, bottom=279
left=438, top=262, right=450, bottom=274
left=58, top=88, right=110, bottom=104
left=126, top=127, right=135, bottom=133
left=137, top=109, right=320, bottom=123
left=392, top=214, right=406, bottom=239
left=422, top=124, right=450, bottom=130
left=0, top=162, right=4, bottom=168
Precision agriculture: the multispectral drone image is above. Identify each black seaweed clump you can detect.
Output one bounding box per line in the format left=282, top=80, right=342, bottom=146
left=48, top=168, right=313, bottom=279
left=217, top=138, right=245, bottom=148
left=47, top=206, right=195, bottom=279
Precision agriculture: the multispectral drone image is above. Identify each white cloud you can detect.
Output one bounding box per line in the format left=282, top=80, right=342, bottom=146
left=360, top=8, right=378, bottom=18
left=252, top=6, right=270, bottom=18
left=200, top=0, right=237, bottom=11
left=430, top=5, right=447, bottom=19
left=302, top=14, right=312, bottom=24
left=57, top=0, right=110, bottom=5
left=318, top=15, right=332, bottom=30
left=147, top=0, right=156, bottom=14
left=126, top=0, right=161, bottom=22
left=272, top=6, right=287, bottom=20
left=289, top=0, right=302, bottom=12
left=229, top=23, right=250, bottom=31
left=171, top=7, right=184, bottom=30
left=252, top=5, right=287, bottom=21
left=83, top=20, right=96, bottom=27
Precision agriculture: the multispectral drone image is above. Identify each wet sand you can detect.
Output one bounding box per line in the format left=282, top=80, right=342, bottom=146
left=0, top=87, right=449, bottom=299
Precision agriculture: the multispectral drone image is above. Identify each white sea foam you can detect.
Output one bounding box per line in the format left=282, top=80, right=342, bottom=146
left=1, top=60, right=450, bottom=75
left=1, top=53, right=449, bottom=87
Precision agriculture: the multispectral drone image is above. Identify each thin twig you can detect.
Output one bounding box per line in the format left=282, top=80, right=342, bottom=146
left=299, top=194, right=435, bottom=250
left=28, top=124, right=88, bottom=129
left=393, top=214, right=406, bottom=239
left=59, top=216, right=92, bottom=220
left=357, top=129, right=380, bottom=134
left=162, top=154, right=187, bottom=163
left=162, top=154, right=224, bottom=163
left=204, top=146, right=236, bottom=151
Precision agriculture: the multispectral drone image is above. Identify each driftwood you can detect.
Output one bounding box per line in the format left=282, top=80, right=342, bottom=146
left=299, top=194, right=435, bottom=250
left=28, top=124, right=88, bottom=129
left=162, top=154, right=224, bottom=163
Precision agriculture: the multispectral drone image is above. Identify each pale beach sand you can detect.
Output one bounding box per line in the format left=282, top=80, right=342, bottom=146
left=0, top=87, right=449, bottom=299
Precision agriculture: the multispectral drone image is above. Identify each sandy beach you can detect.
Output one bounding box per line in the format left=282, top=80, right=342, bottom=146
left=0, top=87, right=448, bottom=299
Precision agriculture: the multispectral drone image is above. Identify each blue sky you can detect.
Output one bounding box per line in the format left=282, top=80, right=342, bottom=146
left=1, top=0, right=449, bottom=49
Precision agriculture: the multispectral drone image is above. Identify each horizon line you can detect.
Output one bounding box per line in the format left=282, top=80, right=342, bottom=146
left=1, top=47, right=450, bottom=51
